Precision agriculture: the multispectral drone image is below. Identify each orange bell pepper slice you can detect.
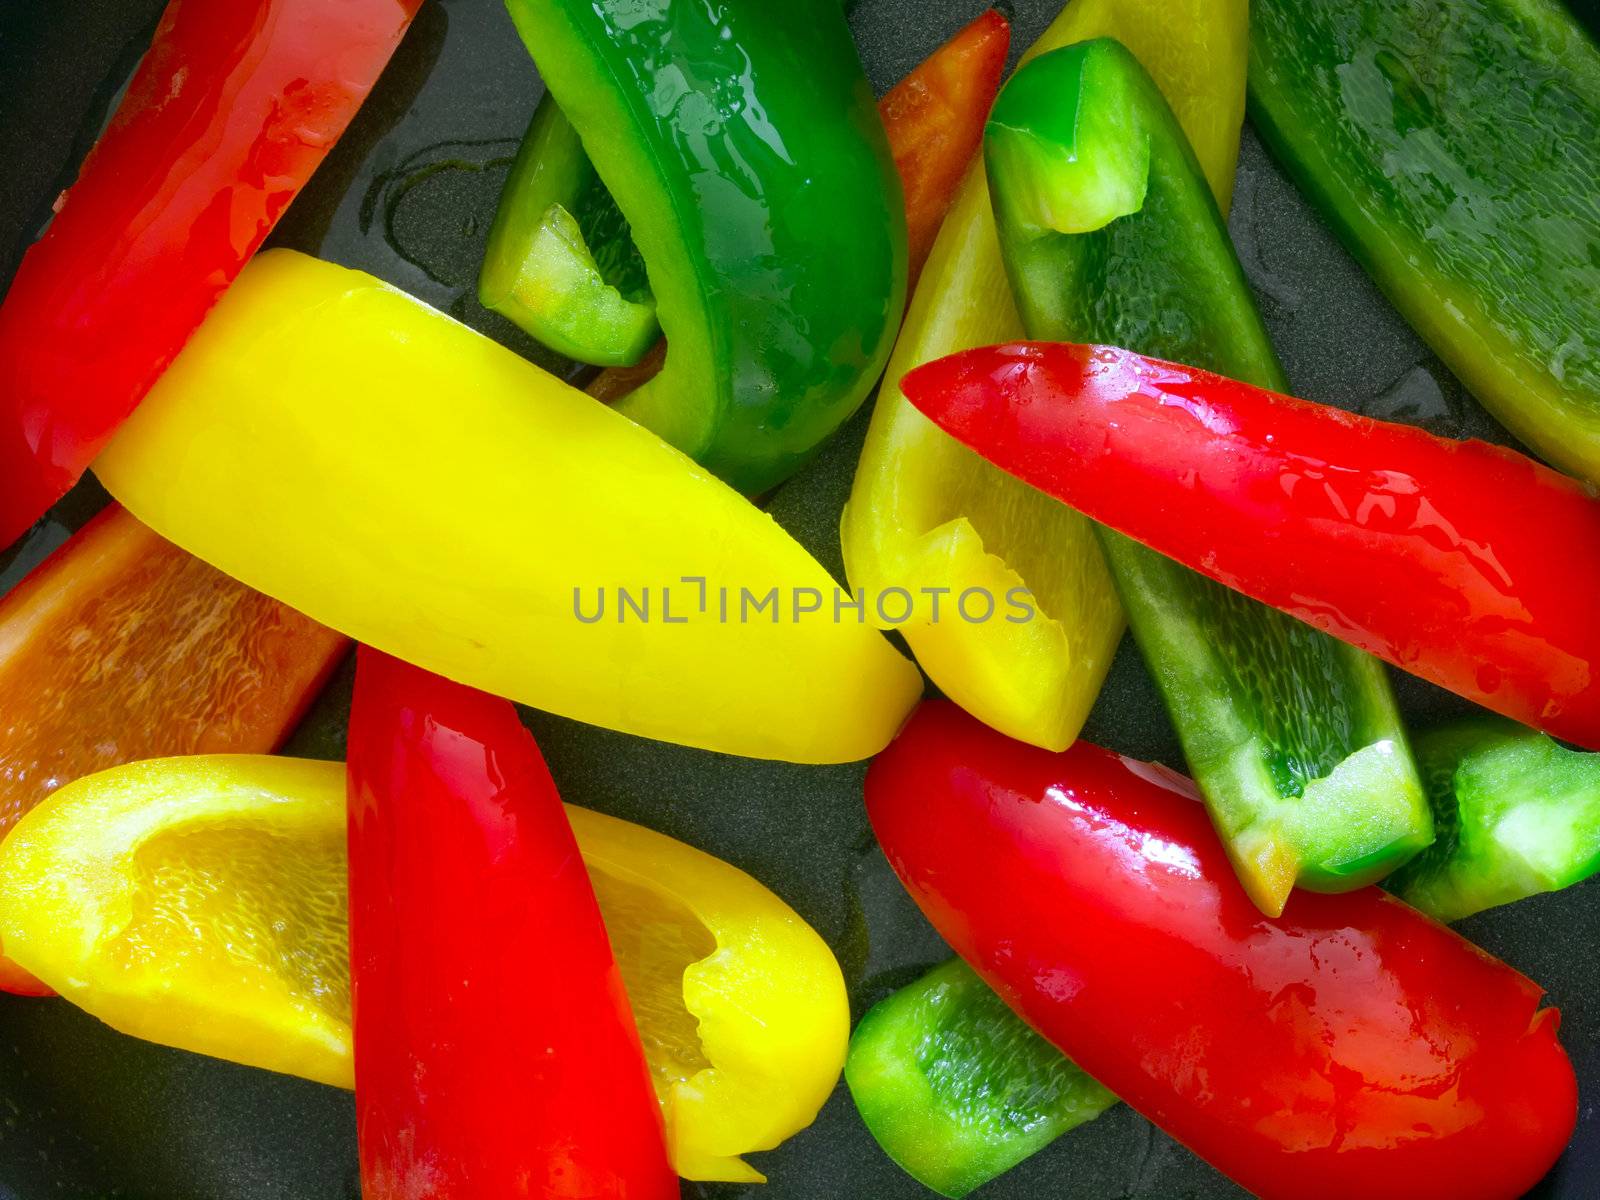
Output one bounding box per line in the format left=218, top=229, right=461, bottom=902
left=883, top=9, right=1012, bottom=287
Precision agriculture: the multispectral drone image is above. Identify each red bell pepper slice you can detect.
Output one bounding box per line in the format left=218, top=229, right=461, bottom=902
left=0, top=0, right=420, bottom=550
left=0, top=503, right=346, bottom=996
left=346, top=648, right=675, bottom=1199
left=867, top=700, right=1577, bottom=1200
left=900, top=342, right=1600, bottom=748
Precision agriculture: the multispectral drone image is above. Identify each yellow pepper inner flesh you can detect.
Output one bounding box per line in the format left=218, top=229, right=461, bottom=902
left=112, top=822, right=351, bottom=1027
left=565, top=803, right=848, bottom=1183
left=589, top=864, right=717, bottom=1090
left=841, top=0, right=1249, bottom=751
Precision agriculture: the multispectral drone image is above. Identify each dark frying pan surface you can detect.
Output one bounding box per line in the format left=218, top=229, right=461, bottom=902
left=0, top=1, right=1597, bottom=1196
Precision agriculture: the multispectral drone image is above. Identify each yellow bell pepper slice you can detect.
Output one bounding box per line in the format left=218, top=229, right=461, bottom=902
left=0, top=756, right=350, bottom=1082
left=568, top=803, right=847, bottom=1182
left=93, top=249, right=921, bottom=765
left=0, top=755, right=847, bottom=1182
left=840, top=0, right=1248, bottom=751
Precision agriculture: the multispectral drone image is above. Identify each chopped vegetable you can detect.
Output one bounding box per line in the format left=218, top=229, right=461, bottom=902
left=845, top=957, right=1116, bottom=1198
left=985, top=41, right=1271, bottom=385
left=0, top=0, right=421, bottom=549
left=901, top=343, right=1600, bottom=750
left=568, top=803, right=848, bottom=1183
left=883, top=11, right=1012, bottom=287
left=0, top=503, right=345, bottom=996
left=985, top=41, right=1430, bottom=915
left=581, top=8, right=1012, bottom=407
left=1250, top=0, right=1600, bottom=483
left=1021, top=0, right=1249, bottom=209
left=347, top=650, right=675, bottom=1198
left=841, top=0, right=1248, bottom=752
left=480, top=93, right=657, bottom=367
left=1390, top=717, right=1600, bottom=923
left=93, top=250, right=922, bottom=764
left=0, top=755, right=356, bottom=1084
left=0, top=749, right=847, bottom=1178
left=499, top=0, right=906, bottom=492
left=868, top=700, right=1578, bottom=1200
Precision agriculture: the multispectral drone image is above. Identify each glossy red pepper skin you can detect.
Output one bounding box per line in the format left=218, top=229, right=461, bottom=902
left=0, top=0, right=419, bottom=549
left=867, top=701, right=1577, bottom=1200
left=346, top=649, right=675, bottom=1200
left=901, top=342, right=1600, bottom=748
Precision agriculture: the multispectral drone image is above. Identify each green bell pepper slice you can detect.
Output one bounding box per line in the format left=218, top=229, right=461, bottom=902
left=500, top=0, right=907, bottom=493
left=1248, top=0, right=1600, bottom=483
left=480, top=0, right=866, bottom=371
left=845, top=958, right=1117, bottom=1199
left=481, top=93, right=657, bottom=368
left=985, top=40, right=1432, bottom=916
left=1389, top=717, right=1600, bottom=924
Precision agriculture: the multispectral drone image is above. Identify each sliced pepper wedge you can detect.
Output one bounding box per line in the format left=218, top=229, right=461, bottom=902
left=568, top=804, right=848, bottom=1182
left=901, top=342, right=1600, bottom=750
left=877, top=10, right=1012, bottom=289
left=0, top=503, right=346, bottom=995
left=580, top=8, right=1013, bottom=407
left=0, top=0, right=421, bottom=549
left=0, top=752, right=849, bottom=1181
left=0, top=755, right=353, bottom=1084
left=1389, top=716, right=1600, bottom=923
left=1249, top=0, right=1600, bottom=483
left=499, top=0, right=907, bottom=493
left=348, top=651, right=675, bottom=1198
left=480, top=92, right=658, bottom=368
left=845, top=956, right=1116, bottom=1198
left=840, top=0, right=1248, bottom=751
left=92, top=250, right=921, bottom=764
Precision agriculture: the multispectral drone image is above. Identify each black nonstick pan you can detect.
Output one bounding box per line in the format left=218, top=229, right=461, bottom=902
left=1, top=0, right=1597, bottom=1196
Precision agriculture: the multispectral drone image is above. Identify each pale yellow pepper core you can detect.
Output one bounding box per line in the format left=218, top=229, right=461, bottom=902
left=841, top=0, right=1249, bottom=751
left=93, top=249, right=922, bottom=765
left=0, top=756, right=849, bottom=1182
